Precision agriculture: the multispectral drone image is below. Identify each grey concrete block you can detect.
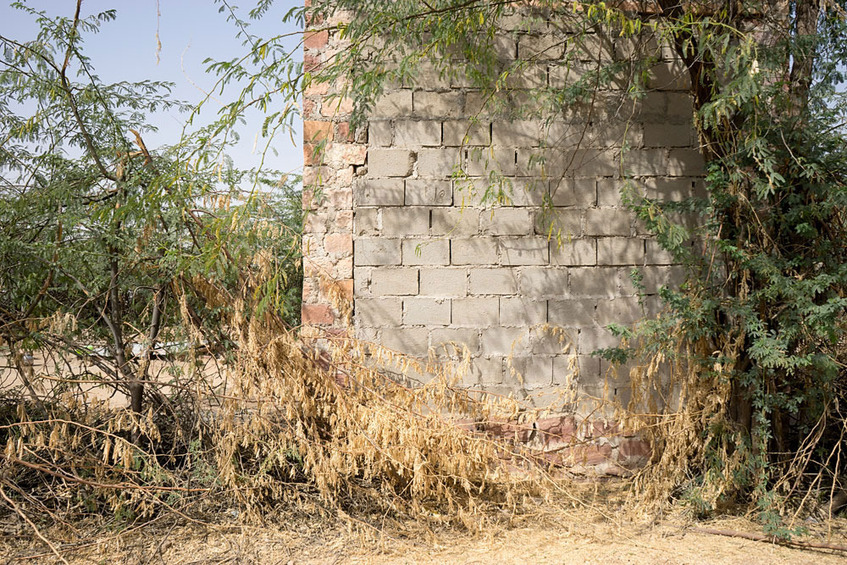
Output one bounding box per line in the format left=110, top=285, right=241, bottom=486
left=355, top=179, right=405, bottom=206
left=500, top=237, right=549, bottom=265
left=355, top=238, right=401, bottom=266
left=404, top=297, right=451, bottom=325
left=645, top=240, right=674, bottom=265
left=368, top=121, right=393, bottom=146
left=666, top=92, right=695, bottom=123
left=372, top=90, right=413, bottom=118
left=640, top=265, right=686, bottom=294
left=647, top=60, right=691, bottom=90
left=381, top=327, right=430, bottom=356
left=402, top=239, right=450, bottom=265
left=430, top=328, right=480, bottom=355
left=507, top=356, right=553, bottom=388
left=536, top=208, right=582, bottom=238
left=549, top=178, right=596, bottom=207
left=595, top=297, right=644, bottom=326
left=584, top=208, right=632, bottom=236
left=465, top=147, right=517, bottom=176
left=414, top=90, right=462, bottom=118
left=482, top=326, right=530, bottom=356
left=480, top=208, right=533, bottom=236
left=355, top=297, right=403, bottom=326
left=548, top=299, right=596, bottom=328
left=369, top=267, right=419, bottom=296
left=368, top=149, right=415, bottom=177
left=520, top=267, right=568, bottom=297
left=431, top=208, right=479, bottom=236
left=550, top=238, right=596, bottom=266
left=569, top=267, right=619, bottom=298
left=552, top=354, right=581, bottom=386
left=597, top=178, right=624, bottom=207
left=643, top=124, right=695, bottom=148
left=419, top=267, right=467, bottom=296
left=417, top=148, right=462, bottom=178
left=500, top=298, right=547, bottom=326
left=443, top=120, right=490, bottom=146
left=668, top=149, right=705, bottom=177
left=518, top=34, right=565, bottom=59
left=393, top=120, right=442, bottom=147
left=354, top=208, right=380, bottom=236
left=578, top=326, right=621, bottom=354
left=468, top=268, right=518, bottom=295
left=452, top=297, right=499, bottom=327
left=451, top=238, right=499, bottom=265
left=531, top=327, right=576, bottom=355
left=621, top=149, right=666, bottom=177
left=405, top=179, right=452, bottom=206
left=353, top=267, right=372, bottom=298
left=382, top=208, right=430, bottom=236
left=471, top=356, right=504, bottom=386
left=492, top=120, right=546, bottom=147
left=597, top=237, right=644, bottom=266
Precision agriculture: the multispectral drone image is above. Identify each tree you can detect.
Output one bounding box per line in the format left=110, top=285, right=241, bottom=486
left=304, top=0, right=847, bottom=523
left=0, top=1, right=302, bottom=423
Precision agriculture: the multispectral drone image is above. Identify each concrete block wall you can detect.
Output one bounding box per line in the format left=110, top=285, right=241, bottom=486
left=303, top=8, right=703, bottom=414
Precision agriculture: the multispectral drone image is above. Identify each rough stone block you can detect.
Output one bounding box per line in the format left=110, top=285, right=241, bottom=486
left=369, top=268, right=419, bottom=296
left=431, top=208, right=480, bottom=236
left=393, top=120, right=442, bottom=147
left=521, top=267, right=569, bottom=298
left=500, top=298, right=547, bottom=326
left=417, top=148, right=462, bottom=178
left=402, top=239, right=450, bottom=265
left=550, top=238, right=596, bottom=266
left=480, top=208, right=533, bottom=236
left=584, top=208, right=631, bottom=236
left=452, top=297, right=499, bottom=327
left=404, top=297, right=451, bottom=325
left=368, top=121, right=393, bottom=146
left=548, top=299, right=596, bottom=328
left=443, top=120, right=491, bottom=146
left=354, top=179, right=405, bottom=206
left=482, top=327, right=530, bottom=356
left=414, top=90, right=462, bottom=118
left=500, top=238, right=549, bottom=265
left=382, top=208, right=430, bottom=236
left=468, top=268, right=518, bottom=295
left=451, top=238, right=499, bottom=265
left=405, top=179, right=452, bottom=206
left=355, top=297, right=403, bottom=326
left=372, top=90, right=413, bottom=118
left=507, top=356, right=553, bottom=388
left=368, top=149, right=415, bottom=177
left=419, top=267, right=467, bottom=296
left=597, top=237, right=645, bottom=266
left=569, top=267, right=619, bottom=298
left=355, top=238, right=401, bottom=266
left=381, top=327, right=430, bottom=356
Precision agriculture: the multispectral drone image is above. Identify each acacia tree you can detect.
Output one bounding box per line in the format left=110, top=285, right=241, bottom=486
left=303, top=0, right=847, bottom=521
left=0, top=2, right=302, bottom=421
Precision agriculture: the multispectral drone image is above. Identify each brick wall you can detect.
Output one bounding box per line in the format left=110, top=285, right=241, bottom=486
left=302, top=11, right=704, bottom=420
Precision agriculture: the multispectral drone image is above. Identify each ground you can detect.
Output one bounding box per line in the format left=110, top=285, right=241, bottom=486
left=2, top=506, right=845, bottom=564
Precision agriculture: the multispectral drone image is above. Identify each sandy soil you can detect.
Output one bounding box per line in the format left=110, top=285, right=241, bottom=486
left=2, top=509, right=845, bottom=564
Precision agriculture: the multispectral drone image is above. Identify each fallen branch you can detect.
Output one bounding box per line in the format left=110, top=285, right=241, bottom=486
left=691, top=527, right=847, bottom=553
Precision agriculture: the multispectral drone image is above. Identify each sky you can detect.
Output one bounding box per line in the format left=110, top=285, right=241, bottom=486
left=1, top=0, right=304, bottom=176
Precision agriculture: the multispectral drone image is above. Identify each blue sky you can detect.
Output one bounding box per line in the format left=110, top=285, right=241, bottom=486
left=2, top=0, right=304, bottom=175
